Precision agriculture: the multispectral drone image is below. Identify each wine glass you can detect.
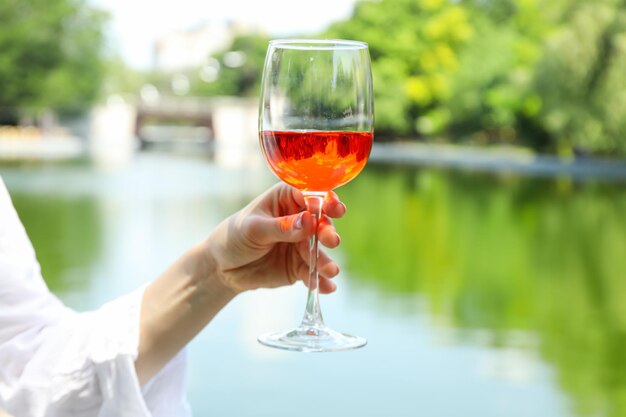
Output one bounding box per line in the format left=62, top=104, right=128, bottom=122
left=257, top=39, right=374, bottom=352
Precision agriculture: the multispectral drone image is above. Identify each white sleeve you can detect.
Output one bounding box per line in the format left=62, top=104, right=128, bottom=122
left=0, top=179, right=191, bottom=417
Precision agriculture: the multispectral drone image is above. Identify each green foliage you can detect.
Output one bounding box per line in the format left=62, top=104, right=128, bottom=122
left=533, top=0, right=626, bottom=155
left=124, top=34, right=271, bottom=101
left=101, top=56, right=148, bottom=97
left=324, top=0, right=626, bottom=154
left=0, top=0, right=66, bottom=109
left=325, top=0, right=474, bottom=137
left=0, top=0, right=108, bottom=115
left=189, top=34, right=271, bottom=97
left=455, top=0, right=626, bottom=154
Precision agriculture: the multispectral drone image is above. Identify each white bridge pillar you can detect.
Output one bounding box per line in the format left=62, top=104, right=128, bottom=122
left=211, top=98, right=260, bottom=168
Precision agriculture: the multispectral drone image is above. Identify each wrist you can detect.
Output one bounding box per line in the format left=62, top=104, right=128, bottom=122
left=194, top=240, right=239, bottom=301
left=136, top=241, right=237, bottom=383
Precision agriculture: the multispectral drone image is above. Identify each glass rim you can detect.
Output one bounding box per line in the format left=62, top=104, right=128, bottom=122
left=269, top=38, right=368, bottom=50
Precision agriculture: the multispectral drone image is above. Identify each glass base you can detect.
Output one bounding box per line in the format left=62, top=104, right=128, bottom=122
left=258, top=325, right=367, bottom=352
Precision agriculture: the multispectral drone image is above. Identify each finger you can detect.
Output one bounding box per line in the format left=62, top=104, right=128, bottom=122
left=322, top=191, right=347, bottom=219
left=245, top=211, right=314, bottom=246
left=318, top=216, right=341, bottom=249
left=293, top=260, right=309, bottom=284
left=301, top=271, right=338, bottom=293
left=319, top=257, right=340, bottom=279
left=294, top=242, right=340, bottom=281
left=294, top=240, right=336, bottom=270
left=319, top=277, right=337, bottom=294
left=298, top=270, right=339, bottom=293
left=260, top=183, right=306, bottom=217
left=283, top=183, right=306, bottom=212
left=287, top=245, right=309, bottom=286
left=266, top=184, right=345, bottom=218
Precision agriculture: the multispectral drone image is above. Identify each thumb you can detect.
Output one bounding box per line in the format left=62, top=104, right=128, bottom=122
left=247, top=211, right=313, bottom=245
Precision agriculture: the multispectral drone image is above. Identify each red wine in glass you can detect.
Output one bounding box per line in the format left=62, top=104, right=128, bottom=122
left=260, top=130, right=373, bottom=192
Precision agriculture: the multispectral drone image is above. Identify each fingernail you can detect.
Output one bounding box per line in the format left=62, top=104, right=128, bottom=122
left=294, top=213, right=303, bottom=230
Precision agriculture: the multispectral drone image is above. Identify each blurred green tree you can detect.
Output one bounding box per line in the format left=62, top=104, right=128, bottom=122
left=443, top=0, right=554, bottom=147
left=325, top=0, right=626, bottom=155
left=452, top=0, right=626, bottom=155
left=189, top=34, right=271, bottom=97
left=325, top=0, right=474, bottom=137
left=533, top=0, right=626, bottom=156
left=0, top=0, right=108, bottom=122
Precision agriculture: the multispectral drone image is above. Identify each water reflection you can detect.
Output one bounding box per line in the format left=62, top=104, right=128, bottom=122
left=1, top=153, right=273, bottom=309
left=339, top=165, right=626, bottom=417
left=3, top=155, right=625, bottom=416
left=10, top=193, right=103, bottom=293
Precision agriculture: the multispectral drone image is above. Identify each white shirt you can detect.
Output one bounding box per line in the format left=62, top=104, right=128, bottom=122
left=0, top=178, right=191, bottom=417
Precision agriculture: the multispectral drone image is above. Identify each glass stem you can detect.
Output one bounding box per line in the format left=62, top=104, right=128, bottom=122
left=301, top=193, right=326, bottom=330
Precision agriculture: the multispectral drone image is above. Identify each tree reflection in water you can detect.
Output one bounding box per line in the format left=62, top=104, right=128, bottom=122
left=339, top=166, right=626, bottom=417
left=11, top=194, right=103, bottom=294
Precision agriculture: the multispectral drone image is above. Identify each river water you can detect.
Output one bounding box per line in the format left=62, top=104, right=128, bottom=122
left=2, top=150, right=625, bottom=417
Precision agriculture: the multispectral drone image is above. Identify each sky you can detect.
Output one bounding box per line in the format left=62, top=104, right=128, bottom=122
left=91, top=0, right=359, bottom=69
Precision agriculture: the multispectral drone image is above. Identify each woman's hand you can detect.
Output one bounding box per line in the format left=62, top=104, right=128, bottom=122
left=206, top=182, right=347, bottom=294
left=137, top=183, right=346, bottom=382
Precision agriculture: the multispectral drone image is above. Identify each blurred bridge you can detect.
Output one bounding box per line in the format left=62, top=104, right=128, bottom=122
left=134, top=95, right=259, bottom=165
left=135, top=96, right=218, bottom=146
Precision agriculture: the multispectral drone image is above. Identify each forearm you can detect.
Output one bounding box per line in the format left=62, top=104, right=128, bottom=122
left=135, top=241, right=236, bottom=384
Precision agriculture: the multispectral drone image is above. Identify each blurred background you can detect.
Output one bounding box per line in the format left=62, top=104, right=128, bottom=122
left=1, top=0, right=626, bottom=416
